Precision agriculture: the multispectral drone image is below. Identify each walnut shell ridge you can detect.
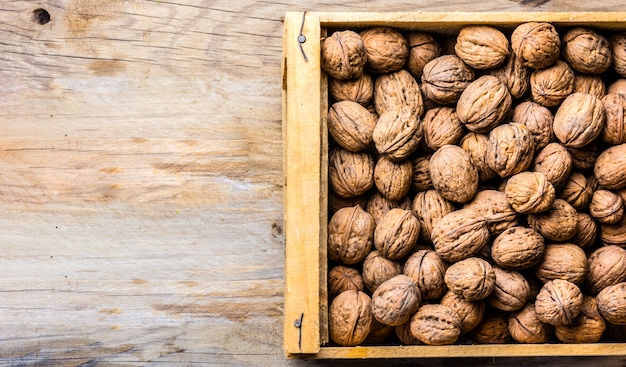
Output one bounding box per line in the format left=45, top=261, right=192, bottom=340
left=329, top=290, right=373, bottom=346
left=511, top=22, right=561, bottom=69
left=455, top=25, right=509, bottom=69
left=328, top=100, right=377, bottom=152
left=429, top=144, right=479, bottom=203
left=321, top=30, right=367, bottom=81
left=371, top=275, right=421, bottom=326
left=432, top=209, right=490, bottom=263
left=327, top=205, right=375, bottom=265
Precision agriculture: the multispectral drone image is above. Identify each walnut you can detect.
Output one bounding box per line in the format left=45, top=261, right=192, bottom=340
left=374, top=208, right=420, bottom=260
left=432, top=209, right=490, bottom=262
left=374, top=69, right=424, bottom=117
left=445, top=257, right=496, bottom=301
left=363, top=319, right=394, bottom=345
left=366, top=191, right=411, bottom=225
left=535, top=244, right=588, bottom=285
left=491, top=52, right=530, bottom=100
left=403, top=249, right=447, bottom=300
left=469, top=313, right=511, bottom=344
left=530, top=60, right=574, bottom=107
left=527, top=199, right=578, bottom=242
left=329, top=191, right=369, bottom=214
left=611, top=33, right=626, bottom=77
left=463, top=190, right=518, bottom=235
left=601, top=93, right=626, bottom=144
left=511, top=22, right=561, bottom=69
left=555, top=296, right=606, bottom=343
left=329, top=148, right=374, bottom=198
left=328, top=265, right=365, bottom=299
left=328, top=101, right=377, bottom=152
left=371, top=275, right=421, bottom=326
left=609, top=79, right=626, bottom=95
left=459, top=133, right=497, bottom=182
left=486, top=123, right=535, bottom=178
left=505, top=171, right=556, bottom=214
left=457, top=75, right=512, bottom=134
left=440, top=290, right=485, bottom=334
left=488, top=267, right=530, bottom=312
left=412, top=189, right=455, bottom=243
left=589, top=189, right=624, bottom=224
left=429, top=145, right=479, bottom=203
left=360, top=27, right=409, bottom=74
left=509, top=304, right=553, bottom=343
left=535, top=279, right=584, bottom=326
left=422, top=107, right=465, bottom=151
left=410, top=304, right=462, bottom=345
left=511, top=101, right=554, bottom=152
left=329, top=290, right=373, bottom=346
left=587, top=245, right=626, bottom=295
left=573, top=73, right=606, bottom=99
left=411, top=155, right=433, bottom=192
left=395, top=322, right=421, bottom=345
left=374, top=156, right=412, bottom=201
left=559, top=172, right=594, bottom=211
left=362, top=250, right=402, bottom=292
left=491, top=226, right=545, bottom=270
left=407, top=32, right=441, bottom=79
left=553, top=93, right=605, bottom=148
left=597, top=282, right=626, bottom=324
left=455, top=25, right=509, bottom=69
left=329, top=72, right=374, bottom=106
left=421, top=55, right=475, bottom=105
left=600, top=216, right=626, bottom=248
left=532, top=143, right=573, bottom=190
left=562, top=27, right=612, bottom=74
left=570, top=212, right=598, bottom=249
left=568, top=144, right=601, bottom=172
left=328, top=206, right=375, bottom=265
left=595, top=143, right=626, bottom=189
left=373, top=106, right=422, bottom=161
left=321, top=30, right=367, bottom=81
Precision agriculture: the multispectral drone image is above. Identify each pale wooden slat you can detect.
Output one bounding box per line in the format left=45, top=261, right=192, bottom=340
left=283, top=11, right=323, bottom=355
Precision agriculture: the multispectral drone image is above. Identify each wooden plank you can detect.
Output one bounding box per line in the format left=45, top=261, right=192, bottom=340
left=283, top=11, right=323, bottom=356
left=313, top=344, right=626, bottom=359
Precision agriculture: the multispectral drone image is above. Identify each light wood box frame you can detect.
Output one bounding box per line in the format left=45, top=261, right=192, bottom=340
left=282, top=11, right=626, bottom=359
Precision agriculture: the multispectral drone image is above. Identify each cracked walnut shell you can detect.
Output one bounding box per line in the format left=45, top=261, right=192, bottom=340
left=455, top=25, right=509, bottom=69
left=329, top=290, right=373, bottom=346
left=327, top=205, right=375, bottom=265
left=321, top=30, right=367, bottom=81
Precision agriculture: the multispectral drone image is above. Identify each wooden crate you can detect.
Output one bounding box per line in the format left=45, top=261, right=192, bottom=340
left=282, top=11, right=626, bottom=359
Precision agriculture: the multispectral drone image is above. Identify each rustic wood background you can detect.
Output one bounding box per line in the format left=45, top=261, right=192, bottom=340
left=1, top=0, right=625, bottom=366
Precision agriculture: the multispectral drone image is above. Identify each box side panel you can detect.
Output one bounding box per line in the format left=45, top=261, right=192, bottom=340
left=283, top=11, right=323, bottom=356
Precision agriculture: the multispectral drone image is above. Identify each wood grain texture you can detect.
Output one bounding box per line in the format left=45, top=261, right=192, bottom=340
left=0, top=0, right=625, bottom=366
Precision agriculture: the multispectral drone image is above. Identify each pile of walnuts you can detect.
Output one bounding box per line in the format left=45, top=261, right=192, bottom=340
left=322, top=23, right=626, bottom=347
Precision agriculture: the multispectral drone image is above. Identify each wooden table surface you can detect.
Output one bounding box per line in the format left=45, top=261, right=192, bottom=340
left=1, top=0, right=626, bottom=366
